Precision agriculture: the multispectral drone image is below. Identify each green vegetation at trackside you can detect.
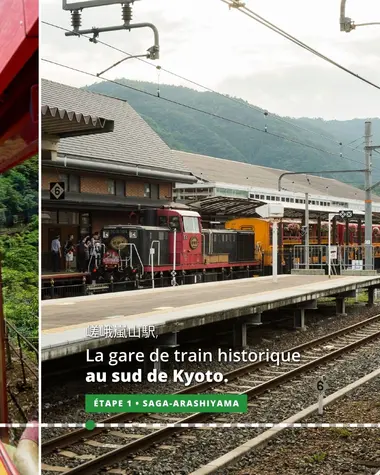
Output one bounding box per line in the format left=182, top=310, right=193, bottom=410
left=0, top=156, right=38, bottom=341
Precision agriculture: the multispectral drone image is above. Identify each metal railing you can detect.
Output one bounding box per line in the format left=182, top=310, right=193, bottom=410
left=41, top=264, right=263, bottom=299
left=291, top=244, right=377, bottom=273
left=4, top=320, right=38, bottom=423
left=293, top=245, right=328, bottom=269
left=5, top=320, right=38, bottom=380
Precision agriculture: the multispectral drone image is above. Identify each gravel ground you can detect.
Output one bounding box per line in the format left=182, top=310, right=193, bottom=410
left=42, top=301, right=380, bottom=473
left=42, top=301, right=377, bottom=422
left=101, top=339, right=380, bottom=474
left=226, top=376, right=380, bottom=475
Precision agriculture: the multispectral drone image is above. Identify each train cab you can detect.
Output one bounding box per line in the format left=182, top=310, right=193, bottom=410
left=155, top=209, right=204, bottom=266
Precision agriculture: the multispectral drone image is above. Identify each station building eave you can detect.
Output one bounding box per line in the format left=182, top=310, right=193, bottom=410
left=41, top=190, right=172, bottom=212
left=42, top=105, right=115, bottom=139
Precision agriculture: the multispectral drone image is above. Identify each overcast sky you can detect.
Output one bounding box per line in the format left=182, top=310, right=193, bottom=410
left=41, top=0, right=380, bottom=120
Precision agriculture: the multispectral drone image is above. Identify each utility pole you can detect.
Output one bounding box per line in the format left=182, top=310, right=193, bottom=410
left=364, top=121, right=373, bottom=270
left=305, top=192, right=309, bottom=270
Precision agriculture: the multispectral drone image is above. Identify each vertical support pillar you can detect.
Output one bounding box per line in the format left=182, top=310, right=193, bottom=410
left=233, top=322, right=247, bottom=348
left=345, top=218, right=350, bottom=245
left=357, top=218, right=362, bottom=245
left=278, top=221, right=283, bottom=275
left=317, top=216, right=321, bottom=245
left=332, top=217, right=337, bottom=245
left=367, top=287, right=375, bottom=307
left=336, top=297, right=346, bottom=316
left=153, top=348, right=161, bottom=373
left=293, top=309, right=306, bottom=330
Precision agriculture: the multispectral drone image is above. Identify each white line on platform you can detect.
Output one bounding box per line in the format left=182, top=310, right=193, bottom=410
left=153, top=307, right=174, bottom=310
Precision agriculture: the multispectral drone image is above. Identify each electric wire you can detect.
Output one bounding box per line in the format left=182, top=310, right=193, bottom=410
left=42, top=20, right=361, bottom=153
left=42, top=57, right=368, bottom=169
left=221, top=0, right=380, bottom=92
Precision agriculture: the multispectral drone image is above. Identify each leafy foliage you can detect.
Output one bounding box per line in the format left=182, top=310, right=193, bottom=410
left=0, top=157, right=38, bottom=340
left=86, top=80, right=380, bottom=184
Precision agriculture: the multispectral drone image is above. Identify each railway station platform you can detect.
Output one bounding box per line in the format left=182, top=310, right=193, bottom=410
left=41, top=274, right=380, bottom=361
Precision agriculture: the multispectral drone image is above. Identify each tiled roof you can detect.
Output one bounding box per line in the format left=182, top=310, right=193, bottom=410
left=41, top=79, right=191, bottom=176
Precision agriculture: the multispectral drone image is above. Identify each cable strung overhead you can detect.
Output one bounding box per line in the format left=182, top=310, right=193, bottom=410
left=221, top=0, right=380, bottom=91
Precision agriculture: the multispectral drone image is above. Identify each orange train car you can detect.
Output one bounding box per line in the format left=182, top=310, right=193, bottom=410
left=225, top=218, right=380, bottom=268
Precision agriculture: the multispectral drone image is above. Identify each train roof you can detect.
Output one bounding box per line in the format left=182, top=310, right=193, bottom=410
left=103, top=225, right=169, bottom=231
left=203, top=228, right=254, bottom=234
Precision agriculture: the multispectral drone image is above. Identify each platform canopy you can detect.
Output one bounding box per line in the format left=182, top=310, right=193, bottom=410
left=42, top=105, right=114, bottom=138
left=187, top=196, right=380, bottom=223
left=188, top=196, right=265, bottom=216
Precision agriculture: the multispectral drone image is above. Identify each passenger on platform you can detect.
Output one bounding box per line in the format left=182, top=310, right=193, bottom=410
left=77, top=236, right=90, bottom=273
left=51, top=235, right=61, bottom=273
left=64, top=235, right=75, bottom=272
left=89, top=232, right=101, bottom=271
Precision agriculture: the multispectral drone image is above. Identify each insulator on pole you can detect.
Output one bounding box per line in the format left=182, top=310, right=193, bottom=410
left=71, top=10, right=82, bottom=31
left=122, top=3, right=133, bottom=24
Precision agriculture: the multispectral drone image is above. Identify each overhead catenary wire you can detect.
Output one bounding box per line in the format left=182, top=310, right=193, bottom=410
left=42, top=57, right=371, bottom=169
left=220, top=0, right=380, bottom=92
left=42, top=20, right=360, bottom=153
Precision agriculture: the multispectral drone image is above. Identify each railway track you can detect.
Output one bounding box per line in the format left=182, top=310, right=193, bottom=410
left=42, top=314, right=380, bottom=475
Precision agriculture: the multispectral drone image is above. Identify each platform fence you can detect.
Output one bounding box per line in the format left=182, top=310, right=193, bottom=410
left=41, top=265, right=262, bottom=300
left=291, top=244, right=376, bottom=272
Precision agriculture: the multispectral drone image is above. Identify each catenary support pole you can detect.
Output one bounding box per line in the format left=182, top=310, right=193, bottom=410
left=272, top=220, right=278, bottom=283
left=305, top=192, right=309, bottom=270
left=365, top=121, right=373, bottom=270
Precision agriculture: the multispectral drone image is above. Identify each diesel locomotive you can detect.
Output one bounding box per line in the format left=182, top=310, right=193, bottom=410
left=92, top=208, right=261, bottom=284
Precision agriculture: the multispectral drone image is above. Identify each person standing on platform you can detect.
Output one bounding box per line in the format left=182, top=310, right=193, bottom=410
left=84, top=237, right=91, bottom=272
left=64, top=234, right=74, bottom=272
left=51, top=235, right=61, bottom=273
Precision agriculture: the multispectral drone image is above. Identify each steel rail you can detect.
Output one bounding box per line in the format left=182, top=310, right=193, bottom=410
left=43, top=313, right=380, bottom=454
left=42, top=314, right=380, bottom=473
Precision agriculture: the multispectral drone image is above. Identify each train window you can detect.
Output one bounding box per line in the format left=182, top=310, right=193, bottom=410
left=169, top=216, right=181, bottom=231
left=159, top=216, right=168, bottom=227
left=260, top=195, right=264, bottom=199
left=183, top=216, right=199, bottom=233
left=286, top=198, right=290, bottom=202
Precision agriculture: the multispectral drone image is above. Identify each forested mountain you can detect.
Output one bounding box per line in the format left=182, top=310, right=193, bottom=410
left=86, top=79, right=380, bottom=185
left=0, top=157, right=38, bottom=339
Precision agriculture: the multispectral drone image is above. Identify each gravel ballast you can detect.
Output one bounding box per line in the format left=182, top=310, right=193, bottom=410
left=42, top=300, right=380, bottom=474
left=227, top=376, right=380, bottom=475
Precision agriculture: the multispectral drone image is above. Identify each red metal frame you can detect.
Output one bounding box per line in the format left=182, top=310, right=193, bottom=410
left=0, top=0, right=38, bottom=444
left=0, top=0, right=38, bottom=173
